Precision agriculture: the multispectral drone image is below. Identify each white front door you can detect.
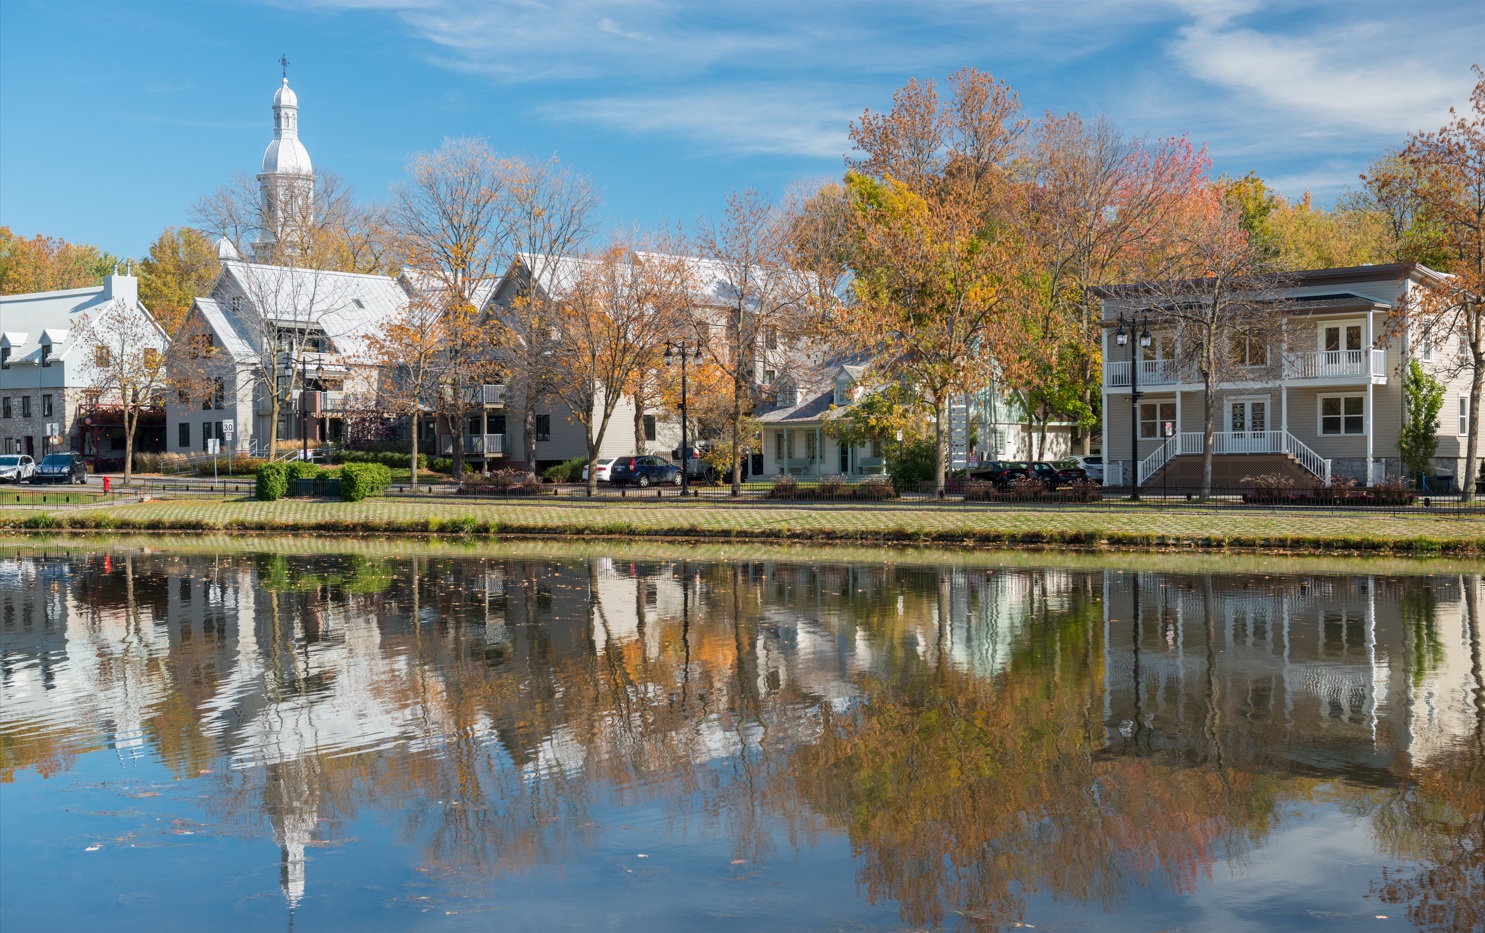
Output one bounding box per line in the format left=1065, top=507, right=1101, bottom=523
left=1228, top=399, right=1270, bottom=452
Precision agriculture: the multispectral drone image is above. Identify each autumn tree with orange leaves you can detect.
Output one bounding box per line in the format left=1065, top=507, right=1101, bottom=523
left=1374, top=68, right=1485, bottom=499
left=840, top=68, right=1027, bottom=495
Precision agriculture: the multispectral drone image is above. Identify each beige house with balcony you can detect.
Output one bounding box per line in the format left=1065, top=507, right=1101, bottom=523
left=1097, top=262, right=1465, bottom=490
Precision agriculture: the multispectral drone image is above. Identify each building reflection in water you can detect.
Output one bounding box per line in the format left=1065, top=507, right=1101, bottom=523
left=0, top=547, right=1480, bottom=931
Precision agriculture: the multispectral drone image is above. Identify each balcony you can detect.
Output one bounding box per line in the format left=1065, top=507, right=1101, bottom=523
left=1104, top=359, right=1183, bottom=388
left=1105, top=349, right=1388, bottom=389
left=438, top=433, right=506, bottom=457
left=1284, top=349, right=1386, bottom=382
left=460, top=384, right=507, bottom=407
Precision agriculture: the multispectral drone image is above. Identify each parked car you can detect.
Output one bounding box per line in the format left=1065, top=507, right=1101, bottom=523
left=1029, top=460, right=1088, bottom=488
left=581, top=458, right=618, bottom=483
left=1056, top=455, right=1102, bottom=483
left=671, top=446, right=718, bottom=482
left=0, top=455, right=35, bottom=484
left=969, top=460, right=1032, bottom=487
left=31, top=452, right=89, bottom=485
left=609, top=455, right=682, bottom=487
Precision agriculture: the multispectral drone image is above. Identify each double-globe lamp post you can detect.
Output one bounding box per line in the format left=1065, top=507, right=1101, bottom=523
left=663, top=340, right=704, bottom=496
left=300, top=357, right=324, bottom=462
left=1114, top=312, right=1151, bottom=501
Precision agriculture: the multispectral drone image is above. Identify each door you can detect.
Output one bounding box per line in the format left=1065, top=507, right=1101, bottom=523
left=838, top=442, right=850, bottom=475
left=1321, top=324, right=1364, bottom=375
left=1227, top=399, right=1269, bottom=452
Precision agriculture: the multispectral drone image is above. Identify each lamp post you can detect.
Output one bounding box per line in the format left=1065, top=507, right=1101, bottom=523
left=664, top=340, right=704, bottom=496
left=1114, top=312, right=1151, bottom=500
left=299, top=357, right=324, bottom=462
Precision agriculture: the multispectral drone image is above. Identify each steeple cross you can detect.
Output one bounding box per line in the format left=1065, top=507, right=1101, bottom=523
left=279, top=54, right=290, bottom=79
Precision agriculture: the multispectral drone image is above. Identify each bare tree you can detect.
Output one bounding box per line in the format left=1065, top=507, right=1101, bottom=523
left=498, top=156, right=602, bottom=473
left=392, top=138, right=511, bottom=479
left=549, top=243, right=685, bottom=495
left=693, top=191, right=814, bottom=495
left=72, top=299, right=169, bottom=483
left=363, top=291, right=446, bottom=491
left=1120, top=200, right=1293, bottom=496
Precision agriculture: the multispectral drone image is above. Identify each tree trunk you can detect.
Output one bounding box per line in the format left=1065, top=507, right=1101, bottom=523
left=934, top=395, right=947, bottom=498
left=1037, top=415, right=1048, bottom=461
left=1466, top=344, right=1483, bottom=503
left=123, top=407, right=136, bottom=485
left=524, top=395, right=539, bottom=478
left=409, top=415, right=420, bottom=493
left=730, top=373, right=744, bottom=497
left=1201, top=372, right=1215, bottom=499
left=1080, top=385, right=1093, bottom=456
left=633, top=392, right=647, bottom=453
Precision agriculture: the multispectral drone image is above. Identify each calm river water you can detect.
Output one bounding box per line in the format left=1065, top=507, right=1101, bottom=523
left=1, top=541, right=1481, bottom=932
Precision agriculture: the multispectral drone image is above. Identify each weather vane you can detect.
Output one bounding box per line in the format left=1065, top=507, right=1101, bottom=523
left=279, top=54, right=290, bottom=79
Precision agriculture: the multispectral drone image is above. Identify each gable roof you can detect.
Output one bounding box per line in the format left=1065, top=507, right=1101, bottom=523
left=213, top=260, right=411, bottom=359
left=0, top=275, right=162, bottom=365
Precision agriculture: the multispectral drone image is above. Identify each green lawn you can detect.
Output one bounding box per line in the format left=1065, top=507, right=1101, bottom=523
left=0, top=488, right=108, bottom=506
left=4, top=494, right=1484, bottom=553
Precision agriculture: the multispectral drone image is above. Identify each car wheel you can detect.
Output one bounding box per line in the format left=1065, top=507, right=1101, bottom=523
left=637, top=474, right=651, bottom=488
left=671, top=472, right=683, bottom=486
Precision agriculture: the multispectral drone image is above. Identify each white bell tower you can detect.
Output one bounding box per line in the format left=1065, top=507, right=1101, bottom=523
left=253, top=55, right=315, bottom=262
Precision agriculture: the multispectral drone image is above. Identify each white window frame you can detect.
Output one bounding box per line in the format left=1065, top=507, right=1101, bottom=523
left=1318, top=393, right=1365, bottom=436
left=1320, top=320, right=1365, bottom=353
left=1459, top=395, right=1469, bottom=437
left=1139, top=401, right=1176, bottom=439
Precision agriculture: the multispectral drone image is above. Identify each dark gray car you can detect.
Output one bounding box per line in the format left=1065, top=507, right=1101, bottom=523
left=31, top=452, right=88, bottom=484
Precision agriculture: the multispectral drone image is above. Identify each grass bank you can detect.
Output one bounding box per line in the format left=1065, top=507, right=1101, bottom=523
left=4, top=495, right=1485, bottom=554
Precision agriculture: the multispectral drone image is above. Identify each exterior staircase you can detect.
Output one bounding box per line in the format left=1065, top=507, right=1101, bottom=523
left=1143, top=453, right=1318, bottom=490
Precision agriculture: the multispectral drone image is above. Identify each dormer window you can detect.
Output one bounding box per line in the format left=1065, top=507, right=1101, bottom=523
left=834, top=375, right=853, bottom=406
left=40, top=344, right=51, bottom=367
left=0, top=347, right=8, bottom=370
left=776, top=380, right=797, bottom=407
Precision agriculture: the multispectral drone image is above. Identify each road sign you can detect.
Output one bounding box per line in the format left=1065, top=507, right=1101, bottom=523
left=207, top=438, right=220, bottom=455
left=1163, top=421, right=1175, bottom=438
left=221, top=420, right=234, bottom=438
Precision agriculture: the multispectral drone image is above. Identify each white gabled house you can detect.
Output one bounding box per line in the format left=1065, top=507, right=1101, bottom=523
left=0, top=272, right=167, bottom=468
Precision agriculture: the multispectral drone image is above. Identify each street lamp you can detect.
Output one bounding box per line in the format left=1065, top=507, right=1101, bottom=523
left=664, top=340, right=705, bottom=495
left=300, top=357, right=324, bottom=462
left=1114, top=311, right=1151, bottom=500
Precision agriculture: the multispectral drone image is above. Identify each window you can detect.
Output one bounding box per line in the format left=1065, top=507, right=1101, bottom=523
left=179, top=422, right=191, bottom=448
left=1233, top=334, right=1267, bottom=367
left=775, top=431, right=784, bottom=462
left=1460, top=396, right=1470, bottom=436
left=209, top=377, right=225, bottom=411
left=39, top=344, right=51, bottom=367
left=1139, top=402, right=1176, bottom=439
left=535, top=414, right=551, bottom=441
left=765, top=325, right=779, bottom=350
left=42, top=395, right=52, bottom=418
left=1419, top=333, right=1433, bottom=361
left=1320, top=395, right=1365, bottom=435
left=1461, top=335, right=1472, bottom=360
left=1142, top=334, right=1176, bottom=361
left=805, top=432, right=817, bottom=460
left=1, top=398, right=9, bottom=418
left=762, top=370, right=775, bottom=385
left=20, top=396, right=30, bottom=418
left=834, top=376, right=852, bottom=406
left=0, top=347, right=9, bottom=369
left=1323, top=323, right=1363, bottom=353
left=643, top=414, right=657, bottom=442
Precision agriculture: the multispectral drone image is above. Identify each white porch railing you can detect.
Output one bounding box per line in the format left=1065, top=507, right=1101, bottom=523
left=1283, top=349, right=1386, bottom=381
left=460, top=384, right=507, bottom=406
left=1104, top=359, right=1183, bottom=387
left=1134, top=431, right=1331, bottom=485
left=464, top=433, right=505, bottom=456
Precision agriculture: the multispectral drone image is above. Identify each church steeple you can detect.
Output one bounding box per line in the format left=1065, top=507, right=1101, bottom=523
left=254, top=57, right=314, bottom=262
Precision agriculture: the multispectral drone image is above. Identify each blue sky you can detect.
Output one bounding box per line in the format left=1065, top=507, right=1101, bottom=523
left=1, top=0, right=1479, bottom=259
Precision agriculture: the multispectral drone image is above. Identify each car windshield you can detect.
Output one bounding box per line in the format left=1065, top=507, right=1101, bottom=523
left=0, top=456, right=19, bottom=466
left=41, top=455, right=73, bottom=466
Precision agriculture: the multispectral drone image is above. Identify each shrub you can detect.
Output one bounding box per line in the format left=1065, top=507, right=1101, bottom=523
left=330, top=449, right=427, bottom=470
left=1060, top=478, right=1100, bottom=502
left=816, top=475, right=848, bottom=499
left=134, top=451, right=196, bottom=475
left=340, top=462, right=393, bottom=501
left=288, top=460, right=325, bottom=481
left=1241, top=472, right=1296, bottom=501
left=207, top=456, right=268, bottom=477
left=887, top=439, right=935, bottom=489
left=962, top=479, right=998, bottom=501
left=1370, top=475, right=1414, bottom=505
left=1006, top=475, right=1045, bottom=500
left=543, top=456, right=588, bottom=483
left=767, top=475, right=800, bottom=499
left=856, top=476, right=897, bottom=500
left=255, top=462, right=289, bottom=501
left=428, top=457, right=453, bottom=474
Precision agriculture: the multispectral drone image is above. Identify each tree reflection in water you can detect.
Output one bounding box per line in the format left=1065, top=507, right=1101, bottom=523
left=0, top=545, right=1480, bottom=930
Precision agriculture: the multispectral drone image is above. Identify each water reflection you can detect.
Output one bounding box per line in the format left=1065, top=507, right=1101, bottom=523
left=1, top=547, right=1480, bottom=931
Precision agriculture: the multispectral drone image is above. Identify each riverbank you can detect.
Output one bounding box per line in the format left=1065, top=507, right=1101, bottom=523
left=5, top=496, right=1485, bottom=554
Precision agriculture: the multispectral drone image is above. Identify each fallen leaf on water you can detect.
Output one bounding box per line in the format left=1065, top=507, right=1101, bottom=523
left=85, top=845, right=102, bottom=852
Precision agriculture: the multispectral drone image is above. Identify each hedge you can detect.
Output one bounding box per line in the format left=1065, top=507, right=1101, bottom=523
left=543, top=456, right=588, bottom=483
left=340, top=462, right=393, bottom=501
left=330, top=449, right=429, bottom=470
left=255, top=462, right=289, bottom=501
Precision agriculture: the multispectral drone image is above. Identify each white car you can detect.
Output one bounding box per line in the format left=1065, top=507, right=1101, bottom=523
left=580, top=458, right=618, bottom=483
left=0, top=455, right=35, bottom=483
left=1056, top=455, right=1103, bottom=483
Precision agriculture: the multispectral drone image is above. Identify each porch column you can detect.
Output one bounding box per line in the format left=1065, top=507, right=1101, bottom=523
left=1175, top=391, right=1182, bottom=452
left=816, top=426, right=823, bottom=477
left=1365, top=310, right=1375, bottom=484
left=1281, top=385, right=1288, bottom=437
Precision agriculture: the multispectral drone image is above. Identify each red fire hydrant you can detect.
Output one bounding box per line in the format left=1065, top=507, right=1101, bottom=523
left=103, top=476, right=111, bottom=494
